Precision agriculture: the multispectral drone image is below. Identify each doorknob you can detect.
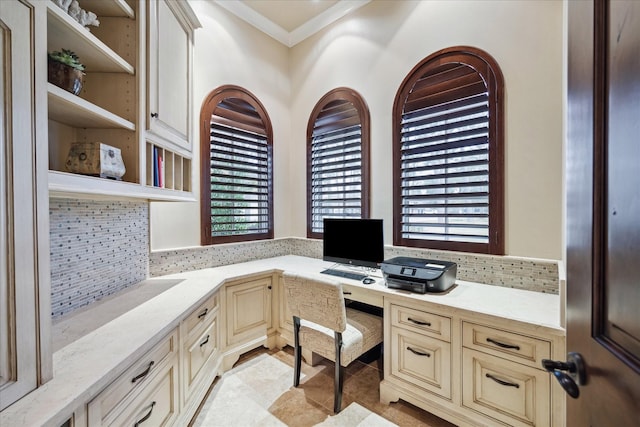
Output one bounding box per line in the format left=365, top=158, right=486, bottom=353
left=541, top=352, right=586, bottom=399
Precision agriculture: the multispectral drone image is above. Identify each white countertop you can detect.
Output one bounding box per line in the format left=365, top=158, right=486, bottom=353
left=1, top=255, right=564, bottom=426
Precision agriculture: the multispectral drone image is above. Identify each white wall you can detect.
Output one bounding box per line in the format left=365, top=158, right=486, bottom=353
left=152, top=0, right=564, bottom=261
left=150, top=0, right=291, bottom=250
left=289, top=0, right=564, bottom=260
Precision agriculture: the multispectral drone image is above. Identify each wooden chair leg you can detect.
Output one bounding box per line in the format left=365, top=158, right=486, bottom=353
left=293, top=316, right=301, bottom=387
left=334, top=332, right=344, bottom=413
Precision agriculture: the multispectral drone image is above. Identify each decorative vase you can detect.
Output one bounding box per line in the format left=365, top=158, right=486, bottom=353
left=47, top=58, right=84, bottom=95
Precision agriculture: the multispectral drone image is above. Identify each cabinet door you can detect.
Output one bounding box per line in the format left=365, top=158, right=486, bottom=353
left=0, top=0, right=50, bottom=411
left=226, top=277, right=272, bottom=346
left=146, top=0, right=195, bottom=149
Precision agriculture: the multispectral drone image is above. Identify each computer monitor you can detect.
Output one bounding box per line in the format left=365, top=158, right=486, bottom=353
left=322, top=218, right=384, bottom=269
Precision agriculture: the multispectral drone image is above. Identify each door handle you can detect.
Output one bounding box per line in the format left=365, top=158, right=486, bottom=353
left=541, top=352, right=586, bottom=399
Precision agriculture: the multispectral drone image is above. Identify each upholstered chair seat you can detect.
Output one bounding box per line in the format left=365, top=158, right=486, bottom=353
left=283, top=271, right=383, bottom=413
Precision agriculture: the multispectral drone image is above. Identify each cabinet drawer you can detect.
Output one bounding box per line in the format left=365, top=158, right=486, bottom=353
left=390, top=304, right=451, bottom=342
left=342, top=284, right=383, bottom=308
left=185, top=315, right=219, bottom=391
left=390, top=327, right=451, bottom=399
left=184, top=292, right=219, bottom=337
left=463, top=322, right=551, bottom=369
left=107, top=358, right=179, bottom=427
left=88, top=329, right=178, bottom=425
left=462, top=348, right=550, bottom=427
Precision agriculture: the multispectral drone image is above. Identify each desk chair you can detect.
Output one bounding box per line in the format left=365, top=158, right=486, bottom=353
left=282, top=271, right=383, bottom=413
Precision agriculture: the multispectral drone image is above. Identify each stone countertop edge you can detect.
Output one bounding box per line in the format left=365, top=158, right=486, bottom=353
left=0, top=255, right=564, bottom=426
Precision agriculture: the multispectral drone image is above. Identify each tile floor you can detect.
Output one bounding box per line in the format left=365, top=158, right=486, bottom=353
left=190, top=346, right=456, bottom=427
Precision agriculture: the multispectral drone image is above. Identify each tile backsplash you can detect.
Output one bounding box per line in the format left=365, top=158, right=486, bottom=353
left=150, top=237, right=559, bottom=294
left=49, top=198, right=559, bottom=320
left=49, top=198, right=148, bottom=319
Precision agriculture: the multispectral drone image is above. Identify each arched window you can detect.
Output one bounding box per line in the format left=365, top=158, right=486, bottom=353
left=393, top=46, right=504, bottom=254
left=200, top=85, right=273, bottom=245
left=307, top=88, right=371, bottom=238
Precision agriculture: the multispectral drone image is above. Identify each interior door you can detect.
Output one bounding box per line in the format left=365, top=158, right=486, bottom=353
left=565, top=0, right=640, bottom=425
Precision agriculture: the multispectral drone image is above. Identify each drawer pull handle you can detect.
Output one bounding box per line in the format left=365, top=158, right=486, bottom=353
left=198, top=308, right=209, bottom=319
left=134, top=401, right=156, bottom=426
left=343, top=291, right=352, bottom=295
left=408, top=317, right=431, bottom=327
left=406, top=346, right=430, bottom=357
left=200, top=335, right=210, bottom=347
left=486, top=373, right=520, bottom=388
left=486, top=337, right=520, bottom=350
left=131, top=361, right=154, bottom=383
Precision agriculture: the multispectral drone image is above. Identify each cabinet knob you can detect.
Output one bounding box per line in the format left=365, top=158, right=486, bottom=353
left=150, top=112, right=159, bottom=118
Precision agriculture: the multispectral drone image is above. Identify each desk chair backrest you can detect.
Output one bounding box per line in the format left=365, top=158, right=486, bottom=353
left=282, top=272, right=346, bottom=333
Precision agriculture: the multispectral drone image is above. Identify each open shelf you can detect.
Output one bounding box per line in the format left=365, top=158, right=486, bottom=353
left=49, top=171, right=195, bottom=202
left=47, top=83, right=135, bottom=130
left=47, top=2, right=134, bottom=74
left=78, top=0, right=135, bottom=18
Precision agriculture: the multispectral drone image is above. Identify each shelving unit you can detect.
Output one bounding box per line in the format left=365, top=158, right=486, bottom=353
left=46, top=0, right=196, bottom=202
left=146, top=143, right=192, bottom=192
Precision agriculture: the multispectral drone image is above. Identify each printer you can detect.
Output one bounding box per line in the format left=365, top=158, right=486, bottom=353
left=381, top=257, right=457, bottom=293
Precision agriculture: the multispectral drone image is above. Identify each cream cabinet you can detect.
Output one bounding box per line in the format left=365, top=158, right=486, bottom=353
left=222, top=275, right=275, bottom=370
left=178, top=291, right=221, bottom=425
left=87, top=328, right=179, bottom=426
left=225, top=275, right=273, bottom=346
left=146, top=0, right=198, bottom=150
left=0, top=0, right=51, bottom=411
left=461, top=322, right=552, bottom=427
left=388, top=304, right=452, bottom=400
left=44, top=0, right=198, bottom=200
left=381, top=298, right=563, bottom=427
left=144, top=0, right=199, bottom=194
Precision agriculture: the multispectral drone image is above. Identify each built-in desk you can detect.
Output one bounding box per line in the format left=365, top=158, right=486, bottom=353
left=0, top=255, right=564, bottom=427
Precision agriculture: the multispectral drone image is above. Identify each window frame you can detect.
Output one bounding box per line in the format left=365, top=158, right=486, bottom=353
left=200, top=85, right=274, bottom=245
left=306, top=87, right=371, bottom=239
left=392, top=46, right=505, bottom=254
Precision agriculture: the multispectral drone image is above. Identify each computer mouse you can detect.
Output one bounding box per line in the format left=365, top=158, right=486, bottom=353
left=362, top=277, right=375, bottom=285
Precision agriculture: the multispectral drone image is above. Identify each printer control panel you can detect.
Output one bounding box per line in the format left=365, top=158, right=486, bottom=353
left=400, top=267, right=416, bottom=276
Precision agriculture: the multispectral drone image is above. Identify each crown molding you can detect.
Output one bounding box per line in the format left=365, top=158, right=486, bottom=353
left=213, top=0, right=371, bottom=47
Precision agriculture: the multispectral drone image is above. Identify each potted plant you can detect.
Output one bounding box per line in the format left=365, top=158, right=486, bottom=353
left=48, top=49, right=85, bottom=95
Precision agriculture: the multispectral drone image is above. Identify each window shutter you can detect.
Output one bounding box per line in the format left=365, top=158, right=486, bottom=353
left=209, top=122, right=270, bottom=237
left=307, top=92, right=370, bottom=237
left=200, top=87, right=273, bottom=245
left=401, top=64, right=490, bottom=243
left=394, top=47, right=504, bottom=254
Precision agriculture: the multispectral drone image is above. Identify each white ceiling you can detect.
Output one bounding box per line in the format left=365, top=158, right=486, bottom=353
left=213, top=0, right=371, bottom=47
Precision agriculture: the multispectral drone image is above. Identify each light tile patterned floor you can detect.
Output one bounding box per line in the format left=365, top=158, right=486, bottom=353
left=190, top=347, right=456, bottom=427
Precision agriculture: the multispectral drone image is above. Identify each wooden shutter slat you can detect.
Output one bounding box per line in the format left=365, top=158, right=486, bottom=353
left=403, top=93, right=488, bottom=121
left=408, top=68, right=483, bottom=104
left=212, top=112, right=265, bottom=135
left=412, top=64, right=476, bottom=93
left=405, top=81, right=487, bottom=113
left=401, top=191, right=488, bottom=201
left=401, top=135, right=488, bottom=156
left=314, top=116, right=361, bottom=135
